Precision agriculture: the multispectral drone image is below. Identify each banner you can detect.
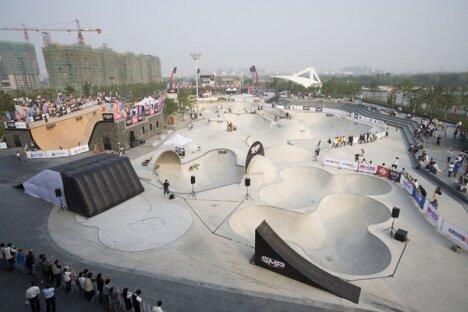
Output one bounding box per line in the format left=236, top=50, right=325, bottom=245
left=412, top=188, right=426, bottom=209
left=441, top=221, right=468, bottom=250
left=245, top=141, right=265, bottom=173
left=15, top=122, right=27, bottom=129
left=70, top=144, right=89, bottom=155
left=358, top=162, right=377, bottom=174
left=102, top=113, right=114, bottom=122
left=46, top=150, right=70, bottom=158
left=26, top=150, right=47, bottom=159
left=423, top=201, right=443, bottom=228
left=376, top=166, right=390, bottom=178
left=400, top=176, right=414, bottom=195
left=315, top=107, right=322, bottom=112
left=324, top=157, right=340, bottom=168
left=388, top=170, right=401, bottom=182
left=0, top=142, right=6, bottom=149
left=340, top=160, right=358, bottom=171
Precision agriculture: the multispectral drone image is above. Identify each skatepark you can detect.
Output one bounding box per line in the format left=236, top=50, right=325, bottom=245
left=3, top=96, right=467, bottom=312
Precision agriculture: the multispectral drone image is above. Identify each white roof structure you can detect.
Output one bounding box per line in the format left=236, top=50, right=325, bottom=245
left=273, top=67, right=322, bottom=88
left=163, top=133, right=193, bottom=147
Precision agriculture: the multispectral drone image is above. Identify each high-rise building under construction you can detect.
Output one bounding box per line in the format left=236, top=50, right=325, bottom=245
left=0, top=40, right=40, bottom=90
left=43, top=43, right=162, bottom=90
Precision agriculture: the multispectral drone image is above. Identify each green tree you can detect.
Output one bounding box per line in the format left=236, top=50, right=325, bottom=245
left=163, top=98, right=177, bottom=116
left=65, top=84, right=76, bottom=96
left=177, top=89, right=196, bottom=120
left=82, top=82, right=91, bottom=97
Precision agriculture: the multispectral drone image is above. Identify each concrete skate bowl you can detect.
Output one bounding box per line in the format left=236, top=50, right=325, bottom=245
left=155, top=149, right=244, bottom=193
left=289, top=111, right=374, bottom=138
left=223, top=113, right=272, bottom=134
left=253, top=119, right=313, bottom=147
left=259, top=166, right=392, bottom=212
left=265, top=144, right=313, bottom=165
left=229, top=194, right=392, bottom=276
left=29, top=106, right=103, bottom=150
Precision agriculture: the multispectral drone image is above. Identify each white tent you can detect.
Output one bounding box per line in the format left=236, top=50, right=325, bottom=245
left=163, top=133, right=193, bottom=147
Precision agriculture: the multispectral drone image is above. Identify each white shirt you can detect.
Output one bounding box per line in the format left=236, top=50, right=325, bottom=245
left=25, top=286, right=41, bottom=299
left=78, top=276, right=86, bottom=288
left=42, top=287, right=55, bottom=299
left=152, top=307, right=164, bottom=312
left=63, top=271, right=72, bottom=282
left=4, top=246, right=16, bottom=260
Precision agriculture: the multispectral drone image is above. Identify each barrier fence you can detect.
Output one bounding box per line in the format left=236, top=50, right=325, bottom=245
left=323, top=157, right=468, bottom=250
left=26, top=144, right=90, bottom=159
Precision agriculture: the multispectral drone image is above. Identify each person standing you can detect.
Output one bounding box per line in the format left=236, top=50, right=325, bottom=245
left=16, top=249, right=26, bottom=271
left=16, top=150, right=22, bottom=164
left=4, top=243, right=17, bottom=272
left=42, top=283, right=56, bottom=312
left=152, top=300, right=165, bottom=312
left=96, top=273, right=104, bottom=302
left=392, top=157, right=399, bottom=170
left=102, top=278, right=112, bottom=310
left=51, top=260, right=62, bottom=289
left=163, top=180, right=170, bottom=194
left=25, top=281, right=41, bottom=312
left=25, top=250, right=35, bottom=276
left=122, top=288, right=133, bottom=311
left=83, top=272, right=95, bottom=302
left=132, top=289, right=143, bottom=312
left=448, top=162, right=454, bottom=178
left=63, top=267, right=72, bottom=293
left=447, top=148, right=453, bottom=163
left=109, top=287, right=121, bottom=312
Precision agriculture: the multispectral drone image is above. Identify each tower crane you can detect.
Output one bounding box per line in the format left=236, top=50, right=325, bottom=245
left=1, top=19, right=101, bottom=45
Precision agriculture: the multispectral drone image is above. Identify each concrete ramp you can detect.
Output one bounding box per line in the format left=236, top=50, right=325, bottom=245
left=30, top=106, right=102, bottom=150
left=259, top=166, right=392, bottom=212
left=265, top=144, right=313, bottom=165
left=155, top=149, right=244, bottom=193
left=244, top=155, right=278, bottom=188
left=230, top=194, right=391, bottom=276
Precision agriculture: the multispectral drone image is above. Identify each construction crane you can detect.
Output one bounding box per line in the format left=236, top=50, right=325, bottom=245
left=1, top=19, right=101, bottom=45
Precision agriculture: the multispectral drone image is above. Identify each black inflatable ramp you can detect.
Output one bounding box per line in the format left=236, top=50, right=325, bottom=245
left=254, top=221, right=361, bottom=303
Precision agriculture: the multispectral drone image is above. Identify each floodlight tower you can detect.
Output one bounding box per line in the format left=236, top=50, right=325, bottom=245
left=190, top=52, right=201, bottom=114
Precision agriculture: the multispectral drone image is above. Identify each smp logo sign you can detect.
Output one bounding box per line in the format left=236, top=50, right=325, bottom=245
left=251, top=143, right=261, bottom=154
left=261, top=256, right=285, bottom=269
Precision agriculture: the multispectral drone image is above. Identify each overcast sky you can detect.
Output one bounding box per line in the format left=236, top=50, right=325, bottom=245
left=1, top=0, right=467, bottom=76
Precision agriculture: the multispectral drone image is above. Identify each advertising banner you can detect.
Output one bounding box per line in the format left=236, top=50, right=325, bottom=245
left=400, top=176, right=414, bottom=195
left=388, top=170, right=402, bottom=182
left=324, top=157, right=340, bottom=168
left=33, top=115, right=43, bottom=121
left=302, top=106, right=310, bottom=111
left=376, top=166, right=390, bottom=178
left=6, top=121, right=16, bottom=129
left=46, top=150, right=70, bottom=158
left=276, top=105, right=284, bottom=109
left=26, top=150, right=47, bottom=159
left=315, top=107, right=322, bottom=112
left=358, top=162, right=378, bottom=174
left=131, top=116, right=138, bottom=124
left=245, top=141, right=265, bottom=173
left=340, top=160, right=358, bottom=171
left=70, top=144, right=89, bottom=155
left=412, top=188, right=426, bottom=209
left=0, top=142, right=7, bottom=149
left=441, top=221, right=468, bottom=250
left=14, top=122, right=27, bottom=129
left=423, top=201, right=443, bottom=228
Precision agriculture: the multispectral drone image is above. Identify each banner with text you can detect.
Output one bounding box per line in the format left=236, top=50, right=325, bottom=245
left=441, top=221, right=468, bottom=250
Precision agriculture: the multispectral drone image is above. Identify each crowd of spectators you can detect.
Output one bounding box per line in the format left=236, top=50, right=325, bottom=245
left=6, top=95, right=104, bottom=124
left=327, top=127, right=388, bottom=149
left=1, top=242, right=165, bottom=312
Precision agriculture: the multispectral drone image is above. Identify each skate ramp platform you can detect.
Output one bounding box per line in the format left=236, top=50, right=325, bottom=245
left=259, top=166, right=392, bottom=212
left=253, top=221, right=361, bottom=303
left=29, top=106, right=103, bottom=150
left=155, top=149, right=244, bottom=193
left=230, top=194, right=391, bottom=277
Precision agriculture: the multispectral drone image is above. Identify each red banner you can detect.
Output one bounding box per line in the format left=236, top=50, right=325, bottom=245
left=376, top=165, right=390, bottom=177
left=132, top=116, right=138, bottom=124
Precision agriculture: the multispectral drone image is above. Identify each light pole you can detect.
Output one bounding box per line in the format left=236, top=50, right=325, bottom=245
left=190, top=52, right=201, bottom=114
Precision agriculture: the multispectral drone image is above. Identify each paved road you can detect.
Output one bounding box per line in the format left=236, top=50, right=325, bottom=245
left=0, top=150, right=360, bottom=312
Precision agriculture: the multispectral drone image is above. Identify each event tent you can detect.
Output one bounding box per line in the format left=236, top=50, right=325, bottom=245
left=23, top=154, right=144, bottom=217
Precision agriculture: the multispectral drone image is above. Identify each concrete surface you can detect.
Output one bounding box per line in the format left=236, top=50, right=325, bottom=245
left=2, top=96, right=467, bottom=312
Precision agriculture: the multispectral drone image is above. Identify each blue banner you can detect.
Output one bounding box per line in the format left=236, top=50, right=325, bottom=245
left=412, top=188, right=426, bottom=209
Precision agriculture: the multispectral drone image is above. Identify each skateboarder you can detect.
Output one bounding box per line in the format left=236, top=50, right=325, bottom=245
left=163, top=180, right=170, bottom=194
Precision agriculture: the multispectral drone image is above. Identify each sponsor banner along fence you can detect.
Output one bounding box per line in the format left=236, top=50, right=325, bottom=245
left=324, top=156, right=467, bottom=250
left=26, top=144, right=89, bottom=159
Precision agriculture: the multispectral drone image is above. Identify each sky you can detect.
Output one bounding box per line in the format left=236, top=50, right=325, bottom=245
left=1, top=0, right=467, bottom=76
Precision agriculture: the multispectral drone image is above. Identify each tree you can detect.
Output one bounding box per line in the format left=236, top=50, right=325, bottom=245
left=177, top=89, right=195, bottom=120
left=0, top=91, right=15, bottom=113
left=65, top=84, right=75, bottom=96
left=82, top=82, right=91, bottom=97
left=163, top=98, right=177, bottom=116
